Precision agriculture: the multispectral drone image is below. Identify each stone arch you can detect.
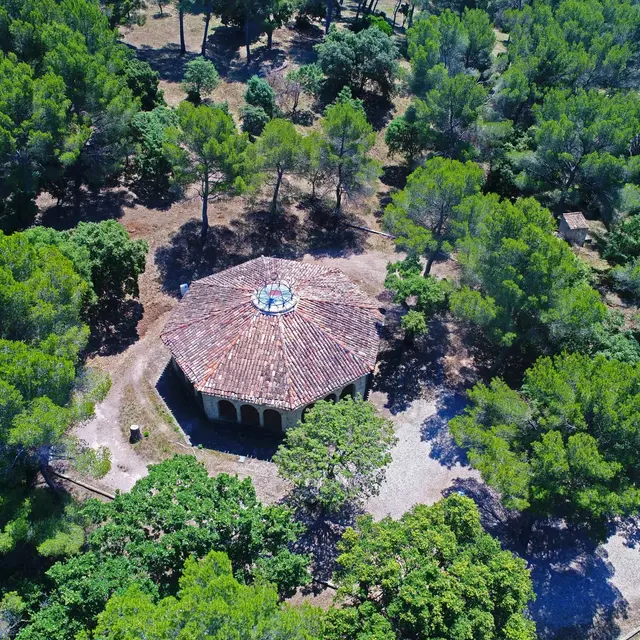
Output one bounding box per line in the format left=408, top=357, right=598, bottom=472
left=340, top=384, right=355, bottom=400
left=324, top=394, right=337, bottom=402
left=302, top=403, right=315, bottom=420
left=240, top=404, right=260, bottom=426
left=218, top=400, right=237, bottom=421
left=263, top=409, right=282, bottom=432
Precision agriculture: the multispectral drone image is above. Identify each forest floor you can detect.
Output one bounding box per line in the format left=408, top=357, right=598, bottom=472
left=61, top=3, right=640, bottom=638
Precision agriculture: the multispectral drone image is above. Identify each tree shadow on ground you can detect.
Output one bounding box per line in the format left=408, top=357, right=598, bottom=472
left=298, top=196, right=368, bottom=257
left=286, top=499, right=362, bottom=591
left=155, top=363, right=281, bottom=460
left=445, top=478, right=629, bottom=640
left=372, top=313, right=449, bottom=414
left=155, top=202, right=367, bottom=296
left=205, top=25, right=292, bottom=82
left=128, top=43, right=197, bottom=84
left=420, top=392, right=469, bottom=468
left=380, top=164, right=410, bottom=190
left=38, top=187, right=134, bottom=230
left=287, top=23, right=323, bottom=65
left=86, top=299, right=144, bottom=357
left=614, top=517, right=640, bottom=549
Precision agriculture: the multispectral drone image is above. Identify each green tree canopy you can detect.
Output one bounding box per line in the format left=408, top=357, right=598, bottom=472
left=315, top=26, right=399, bottom=98
left=320, top=91, right=380, bottom=213
left=166, top=102, right=254, bottom=238
left=604, top=214, right=640, bottom=265
left=450, top=196, right=609, bottom=358
left=326, top=494, right=536, bottom=640
left=82, top=455, right=309, bottom=596
left=413, top=64, right=488, bottom=156
left=383, top=157, right=484, bottom=273
left=504, top=0, right=640, bottom=95
left=17, top=456, right=310, bottom=639
left=451, top=352, right=640, bottom=536
left=94, top=551, right=324, bottom=640
left=182, top=57, right=220, bottom=102
left=256, top=119, right=304, bottom=213
left=513, top=88, right=640, bottom=216
left=274, top=397, right=396, bottom=513
left=408, top=7, right=495, bottom=88
left=0, top=0, right=147, bottom=231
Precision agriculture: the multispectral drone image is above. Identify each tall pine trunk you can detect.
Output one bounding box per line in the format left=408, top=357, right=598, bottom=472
left=325, top=0, right=333, bottom=33
left=271, top=169, right=283, bottom=214
left=245, top=17, right=251, bottom=63
left=201, top=12, right=212, bottom=56
left=201, top=174, right=209, bottom=241
left=179, top=9, right=186, bottom=55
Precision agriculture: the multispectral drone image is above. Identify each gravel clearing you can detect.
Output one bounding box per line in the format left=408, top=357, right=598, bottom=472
left=366, top=391, right=479, bottom=520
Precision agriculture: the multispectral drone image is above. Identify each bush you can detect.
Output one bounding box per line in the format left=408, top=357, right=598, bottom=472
left=244, top=75, right=277, bottom=118
left=352, top=14, right=393, bottom=36
left=241, top=105, right=271, bottom=138
left=123, top=57, right=164, bottom=111
left=182, top=58, right=220, bottom=103
left=315, top=26, right=398, bottom=98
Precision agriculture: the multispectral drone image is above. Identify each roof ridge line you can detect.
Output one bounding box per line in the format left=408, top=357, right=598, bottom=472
left=275, top=315, right=297, bottom=410
left=198, top=308, right=259, bottom=390
left=161, top=302, right=252, bottom=337
left=294, top=306, right=374, bottom=372
left=300, top=295, right=381, bottom=310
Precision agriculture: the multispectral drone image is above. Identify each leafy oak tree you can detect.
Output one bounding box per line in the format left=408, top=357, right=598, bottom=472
left=383, top=157, right=484, bottom=274
left=315, top=26, right=398, bottom=98
left=274, top=398, right=396, bottom=514
left=604, top=214, right=640, bottom=265
left=17, top=456, right=310, bottom=639
left=166, top=102, right=254, bottom=239
left=326, top=495, right=536, bottom=640
left=451, top=353, right=640, bottom=537
left=94, top=552, right=325, bottom=640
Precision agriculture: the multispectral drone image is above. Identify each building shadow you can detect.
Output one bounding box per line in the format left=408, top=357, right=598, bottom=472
left=420, top=392, right=469, bottom=469
left=372, top=313, right=449, bottom=414
left=445, top=477, right=629, bottom=640
left=155, top=363, right=281, bottom=460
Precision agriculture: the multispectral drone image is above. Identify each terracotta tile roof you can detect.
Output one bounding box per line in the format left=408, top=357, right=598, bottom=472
left=161, top=257, right=382, bottom=410
left=562, top=212, right=588, bottom=230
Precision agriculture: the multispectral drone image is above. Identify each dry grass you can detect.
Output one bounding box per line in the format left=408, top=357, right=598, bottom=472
left=118, top=382, right=185, bottom=462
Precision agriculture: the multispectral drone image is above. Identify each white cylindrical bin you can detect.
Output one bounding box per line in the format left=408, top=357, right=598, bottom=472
left=130, top=424, right=142, bottom=443
left=179, top=283, right=189, bottom=297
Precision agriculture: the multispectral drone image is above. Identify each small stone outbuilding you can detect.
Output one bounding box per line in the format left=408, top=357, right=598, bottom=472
left=559, top=212, right=589, bottom=246
left=161, top=257, right=382, bottom=433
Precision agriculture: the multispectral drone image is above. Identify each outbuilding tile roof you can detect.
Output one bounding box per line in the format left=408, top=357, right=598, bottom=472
left=161, top=257, right=382, bottom=410
left=562, top=212, right=588, bottom=230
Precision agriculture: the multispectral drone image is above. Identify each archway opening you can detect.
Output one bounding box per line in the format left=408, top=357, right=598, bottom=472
left=241, top=404, right=260, bottom=426
left=340, top=384, right=355, bottom=400
left=263, top=409, right=282, bottom=432
left=324, top=394, right=337, bottom=402
left=218, top=400, right=237, bottom=421
left=302, top=403, right=315, bottom=421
